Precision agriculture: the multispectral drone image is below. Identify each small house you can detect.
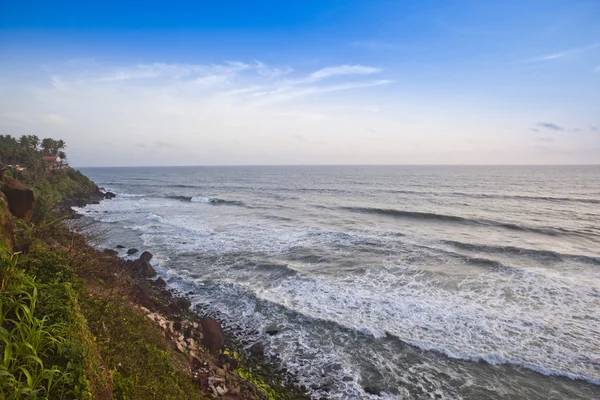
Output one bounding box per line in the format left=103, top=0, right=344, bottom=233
left=42, top=155, right=62, bottom=169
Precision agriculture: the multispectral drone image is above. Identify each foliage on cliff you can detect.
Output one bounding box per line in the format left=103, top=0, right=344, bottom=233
left=0, top=167, right=308, bottom=399
left=0, top=135, right=67, bottom=168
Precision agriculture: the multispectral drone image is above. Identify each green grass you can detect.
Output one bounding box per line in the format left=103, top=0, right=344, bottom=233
left=0, top=246, right=91, bottom=399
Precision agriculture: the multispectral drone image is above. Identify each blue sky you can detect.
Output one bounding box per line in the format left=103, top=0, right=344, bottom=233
left=1, top=0, right=599, bottom=166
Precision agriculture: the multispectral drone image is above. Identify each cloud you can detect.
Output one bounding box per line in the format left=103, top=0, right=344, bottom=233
left=591, top=125, right=599, bottom=132
left=525, top=43, right=599, bottom=63
left=594, top=66, right=600, bottom=73
left=305, top=65, right=380, bottom=82
left=536, top=122, right=564, bottom=131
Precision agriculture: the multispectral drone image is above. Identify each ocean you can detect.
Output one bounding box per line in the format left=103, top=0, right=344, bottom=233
left=76, top=165, right=600, bottom=399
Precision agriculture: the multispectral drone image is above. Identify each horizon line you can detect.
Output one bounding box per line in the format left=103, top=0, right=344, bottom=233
left=74, top=163, right=600, bottom=168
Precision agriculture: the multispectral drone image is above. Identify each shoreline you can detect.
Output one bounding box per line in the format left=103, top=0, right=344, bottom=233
left=69, top=189, right=313, bottom=399
left=1, top=167, right=311, bottom=399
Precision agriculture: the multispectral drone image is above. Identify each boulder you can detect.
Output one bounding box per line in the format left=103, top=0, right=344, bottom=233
left=153, top=277, right=167, bottom=289
left=265, top=325, right=281, bottom=336
left=363, top=386, right=381, bottom=396
left=131, top=283, right=159, bottom=312
left=103, top=248, right=118, bottom=256
left=127, top=248, right=139, bottom=255
left=126, top=251, right=156, bottom=278
left=199, top=318, right=224, bottom=354
left=139, top=251, right=153, bottom=263
left=135, top=260, right=157, bottom=278
left=1, top=177, right=35, bottom=222
left=116, top=245, right=125, bottom=249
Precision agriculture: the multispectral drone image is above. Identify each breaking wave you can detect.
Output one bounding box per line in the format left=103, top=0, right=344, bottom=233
left=341, top=206, right=583, bottom=237
left=166, top=195, right=244, bottom=206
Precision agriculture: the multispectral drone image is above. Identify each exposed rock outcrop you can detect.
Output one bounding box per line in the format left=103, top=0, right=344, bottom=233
left=126, top=251, right=157, bottom=278
left=200, top=318, right=225, bottom=354
left=1, top=177, right=35, bottom=221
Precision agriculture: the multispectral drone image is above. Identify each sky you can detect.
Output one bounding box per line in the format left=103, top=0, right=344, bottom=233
left=0, top=0, right=599, bottom=166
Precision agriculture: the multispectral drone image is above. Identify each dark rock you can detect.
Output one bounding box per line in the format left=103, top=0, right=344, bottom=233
left=139, top=251, right=153, bottom=263
left=190, top=356, right=202, bottom=371
left=131, top=283, right=158, bottom=311
left=173, top=320, right=182, bottom=332
left=153, top=277, right=167, bottom=289
left=116, top=245, right=125, bottom=249
left=200, top=318, right=224, bottom=354
left=1, top=177, right=35, bottom=222
left=175, top=297, right=191, bottom=310
left=138, top=261, right=157, bottom=278
left=104, top=191, right=116, bottom=199
left=127, top=248, right=139, bottom=255
left=248, top=341, right=265, bottom=357
left=363, top=386, right=381, bottom=395
left=103, top=248, right=118, bottom=256
left=265, top=326, right=281, bottom=336
left=342, top=376, right=353, bottom=382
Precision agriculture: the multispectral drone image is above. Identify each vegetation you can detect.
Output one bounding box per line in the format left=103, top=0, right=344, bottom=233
left=0, top=135, right=66, bottom=166
left=0, top=140, right=307, bottom=399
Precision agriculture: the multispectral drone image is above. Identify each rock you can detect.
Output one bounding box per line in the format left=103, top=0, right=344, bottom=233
left=249, top=341, right=265, bottom=357
left=190, top=356, right=202, bottom=371
left=103, top=248, right=118, bottom=256
left=127, top=248, right=139, bottom=255
left=127, top=258, right=156, bottom=278
left=173, top=320, right=182, bottom=332
left=153, top=277, right=167, bottom=289
left=1, top=177, right=35, bottom=222
left=116, top=244, right=125, bottom=249
left=363, top=386, right=381, bottom=395
left=230, top=386, right=241, bottom=395
left=265, top=325, right=281, bottom=336
left=136, top=261, right=157, bottom=278
left=104, top=191, right=116, bottom=199
left=216, top=385, right=227, bottom=396
left=139, top=251, right=153, bottom=263
left=131, top=284, right=158, bottom=311
left=199, top=318, right=224, bottom=354
left=175, top=297, right=191, bottom=310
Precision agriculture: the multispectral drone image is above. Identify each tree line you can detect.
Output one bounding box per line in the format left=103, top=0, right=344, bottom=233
left=0, top=135, right=67, bottom=166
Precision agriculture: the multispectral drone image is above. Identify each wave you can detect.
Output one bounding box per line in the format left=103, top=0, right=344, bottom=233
left=166, top=195, right=244, bottom=206
left=341, top=206, right=582, bottom=237
left=381, top=331, right=600, bottom=386
left=385, top=189, right=600, bottom=204
left=442, top=240, right=600, bottom=265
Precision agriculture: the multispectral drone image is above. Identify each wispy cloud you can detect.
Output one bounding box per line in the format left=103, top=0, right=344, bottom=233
left=536, top=122, right=564, bottom=131
left=524, top=43, right=598, bottom=63
left=305, top=65, right=380, bottom=82
left=594, top=65, right=600, bottom=73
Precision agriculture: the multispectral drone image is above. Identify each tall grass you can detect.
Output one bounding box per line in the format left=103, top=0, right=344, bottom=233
left=0, top=245, right=71, bottom=399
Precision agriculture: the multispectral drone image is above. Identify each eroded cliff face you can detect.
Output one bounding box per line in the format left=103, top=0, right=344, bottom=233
left=0, top=192, right=14, bottom=249
left=1, top=176, right=35, bottom=222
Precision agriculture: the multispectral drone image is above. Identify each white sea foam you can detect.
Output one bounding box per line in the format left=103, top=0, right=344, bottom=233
left=74, top=167, right=600, bottom=399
